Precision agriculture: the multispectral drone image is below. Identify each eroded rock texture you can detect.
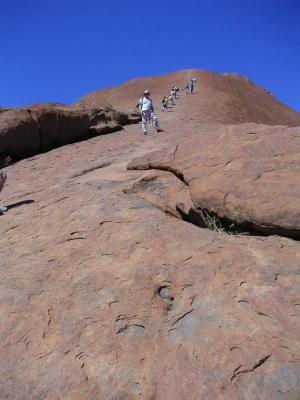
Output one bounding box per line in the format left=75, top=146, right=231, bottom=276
left=1, top=70, right=300, bottom=399
left=128, top=123, right=300, bottom=238
left=0, top=103, right=140, bottom=160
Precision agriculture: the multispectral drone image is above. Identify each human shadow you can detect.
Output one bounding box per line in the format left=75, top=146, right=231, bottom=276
left=6, top=199, right=35, bottom=210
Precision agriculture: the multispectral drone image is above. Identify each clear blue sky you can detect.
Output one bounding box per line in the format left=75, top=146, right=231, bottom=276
left=1, top=0, right=300, bottom=111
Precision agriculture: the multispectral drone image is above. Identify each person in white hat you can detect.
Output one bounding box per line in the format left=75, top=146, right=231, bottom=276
left=0, top=169, right=7, bottom=214
left=138, top=90, right=163, bottom=135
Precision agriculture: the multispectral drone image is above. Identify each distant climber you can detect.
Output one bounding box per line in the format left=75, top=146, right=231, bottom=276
left=185, top=82, right=190, bottom=93
left=190, top=79, right=195, bottom=93
left=170, top=88, right=176, bottom=103
left=162, top=95, right=168, bottom=112
left=0, top=169, right=7, bottom=214
left=138, top=90, right=163, bottom=135
left=190, top=77, right=196, bottom=93
left=174, top=86, right=180, bottom=98
left=172, top=87, right=176, bottom=99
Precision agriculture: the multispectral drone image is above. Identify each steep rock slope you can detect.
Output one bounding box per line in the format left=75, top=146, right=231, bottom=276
left=1, top=70, right=300, bottom=399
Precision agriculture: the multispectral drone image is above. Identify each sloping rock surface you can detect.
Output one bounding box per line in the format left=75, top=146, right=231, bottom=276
left=1, top=70, right=300, bottom=399
left=128, top=122, right=300, bottom=238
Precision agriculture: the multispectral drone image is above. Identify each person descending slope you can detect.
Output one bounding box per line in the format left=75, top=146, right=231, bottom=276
left=138, top=90, right=163, bottom=135
left=161, top=95, right=168, bottom=112
left=185, top=81, right=190, bottom=93
left=190, top=76, right=196, bottom=93
left=170, top=88, right=176, bottom=103
left=0, top=169, right=7, bottom=214
left=190, top=78, right=195, bottom=93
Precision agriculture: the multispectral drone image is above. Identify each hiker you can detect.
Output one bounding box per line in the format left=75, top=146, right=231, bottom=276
left=138, top=90, right=163, bottom=135
left=190, top=79, right=194, bottom=93
left=0, top=170, right=7, bottom=214
left=174, top=86, right=179, bottom=98
left=185, top=82, right=190, bottom=93
left=190, top=77, right=196, bottom=93
left=161, top=95, right=168, bottom=112
left=168, top=89, right=175, bottom=105
left=171, top=88, right=176, bottom=101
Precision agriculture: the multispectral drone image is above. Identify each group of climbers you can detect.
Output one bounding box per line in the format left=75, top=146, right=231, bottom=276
left=163, top=86, right=180, bottom=109
left=136, top=84, right=183, bottom=135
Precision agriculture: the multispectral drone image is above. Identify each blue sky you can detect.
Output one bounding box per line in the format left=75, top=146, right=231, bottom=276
left=1, top=0, right=300, bottom=111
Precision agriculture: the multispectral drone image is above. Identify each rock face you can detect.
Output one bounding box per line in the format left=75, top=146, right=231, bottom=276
left=128, top=122, right=300, bottom=238
left=1, top=70, right=300, bottom=399
left=82, top=69, right=300, bottom=126
left=0, top=103, right=140, bottom=160
left=0, top=109, right=40, bottom=158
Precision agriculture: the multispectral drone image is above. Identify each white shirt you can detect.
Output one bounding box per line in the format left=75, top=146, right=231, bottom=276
left=139, top=97, right=153, bottom=111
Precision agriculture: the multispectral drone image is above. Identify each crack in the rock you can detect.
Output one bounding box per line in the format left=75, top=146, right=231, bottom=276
left=231, top=354, right=271, bottom=382
left=171, top=308, right=193, bottom=326
left=171, top=143, right=179, bottom=160
left=127, top=163, right=300, bottom=240
left=256, top=311, right=273, bottom=319
left=149, top=164, right=188, bottom=185
left=70, top=161, right=112, bottom=178
left=39, top=196, right=69, bottom=210
left=116, top=323, right=145, bottom=335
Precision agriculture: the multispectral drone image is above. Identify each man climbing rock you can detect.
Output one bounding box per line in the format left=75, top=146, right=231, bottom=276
left=138, top=90, right=163, bottom=135
left=0, top=170, right=7, bottom=214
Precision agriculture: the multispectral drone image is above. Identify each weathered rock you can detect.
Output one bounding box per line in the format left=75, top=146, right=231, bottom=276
left=1, top=70, right=300, bottom=399
left=0, top=104, right=139, bottom=161
left=0, top=109, right=40, bottom=158
left=32, top=105, right=91, bottom=152
left=122, top=169, right=194, bottom=219
left=90, top=122, right=123, bottom=136
left=0, top=155, right=12, bottom=168
left=128, top=122, right=300, bottom=238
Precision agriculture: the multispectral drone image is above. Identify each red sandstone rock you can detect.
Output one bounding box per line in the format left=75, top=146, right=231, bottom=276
left=82, top=69, right=300, bottom=126
left=128, top=122, right=300, bottom=238
left=1, top=70, right=300, bottom=399
left=0, top=104, right=138, bottom=161
left=0, top=108, right=40, bottom=158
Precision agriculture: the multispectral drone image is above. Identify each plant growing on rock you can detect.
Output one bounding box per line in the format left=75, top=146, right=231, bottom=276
left=202, top=209, right=238, bottom=235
